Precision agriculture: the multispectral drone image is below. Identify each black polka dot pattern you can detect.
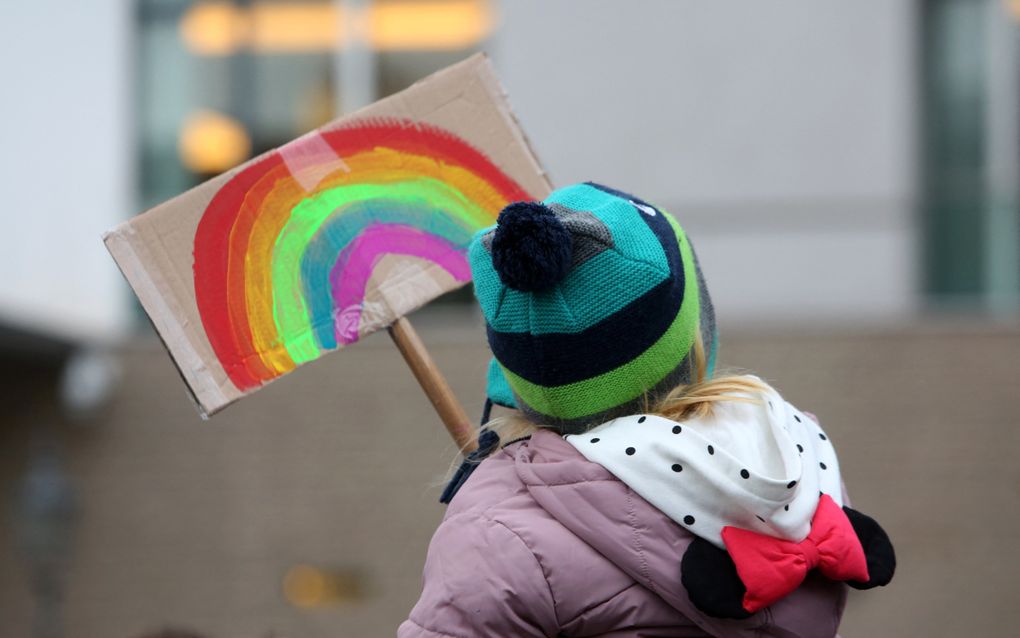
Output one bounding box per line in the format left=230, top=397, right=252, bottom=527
left=562, top=392, right=846, bottom=548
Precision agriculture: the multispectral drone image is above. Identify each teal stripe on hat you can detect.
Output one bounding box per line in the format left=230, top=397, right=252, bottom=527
left=486, top=358, right=517, bottom=408
left=468, top=228, right=507, bottom=322
left=707, top=324, right=719, bottom=377
left=470, top=184, right=671, bottom=334
left=500, top=252, right=667, bottom=334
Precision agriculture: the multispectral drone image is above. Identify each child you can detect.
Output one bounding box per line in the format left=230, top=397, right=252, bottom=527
left=400, top=183, right=895, bottom=637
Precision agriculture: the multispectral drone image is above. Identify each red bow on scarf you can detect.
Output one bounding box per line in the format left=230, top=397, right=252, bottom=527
left=720, top=494, right=870, bottom=613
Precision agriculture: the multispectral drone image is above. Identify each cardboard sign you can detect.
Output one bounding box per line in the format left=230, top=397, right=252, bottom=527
left=104, top=54, right=551, bottom=416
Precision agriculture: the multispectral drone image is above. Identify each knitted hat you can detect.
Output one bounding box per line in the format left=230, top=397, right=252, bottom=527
left=468, top=182, right=718, bottom=434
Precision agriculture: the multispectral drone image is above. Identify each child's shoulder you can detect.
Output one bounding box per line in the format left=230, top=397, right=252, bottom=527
left=443, top=440, right=531, bottom=520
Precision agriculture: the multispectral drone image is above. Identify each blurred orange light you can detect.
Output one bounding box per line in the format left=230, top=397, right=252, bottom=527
left=179, top=2, right=247, bottom=56
left=283, top=564, right=364, bottom=608
left=284, top=564, right=329, bottom=608
left=179, top=0, right=494, bottom=55
left=371, top=1, right=494, bottom=50
left=178, top=110, right=252, bottom=174
left=250, top=3, right=342, bottom=53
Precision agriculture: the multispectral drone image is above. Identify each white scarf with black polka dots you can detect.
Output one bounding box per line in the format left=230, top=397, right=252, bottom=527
left=565, top=378, right=843, bottom=549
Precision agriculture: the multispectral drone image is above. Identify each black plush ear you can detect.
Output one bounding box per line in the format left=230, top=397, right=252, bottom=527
left=842, top=506, right=896, bottom=590
left=681, top=537, right=753, bottom=619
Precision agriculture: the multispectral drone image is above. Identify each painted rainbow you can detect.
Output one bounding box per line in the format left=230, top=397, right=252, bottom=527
left=193, top=119, right=531, bottom=392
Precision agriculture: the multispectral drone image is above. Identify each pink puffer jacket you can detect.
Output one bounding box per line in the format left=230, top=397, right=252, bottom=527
left=400, top=429, right=846, bottom=637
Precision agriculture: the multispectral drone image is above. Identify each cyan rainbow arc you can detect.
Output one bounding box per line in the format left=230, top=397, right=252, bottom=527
left=193, top=120, right=531, bottom=391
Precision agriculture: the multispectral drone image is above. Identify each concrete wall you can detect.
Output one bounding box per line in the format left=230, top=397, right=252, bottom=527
left=0, top=0, right=133, bottom=341
left=493, top=0, right=919, bottom=325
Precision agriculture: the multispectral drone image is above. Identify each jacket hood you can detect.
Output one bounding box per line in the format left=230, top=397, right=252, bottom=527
left=566, top=382, right=844, bottom=547
left=513, top=382, right=844, bottom=617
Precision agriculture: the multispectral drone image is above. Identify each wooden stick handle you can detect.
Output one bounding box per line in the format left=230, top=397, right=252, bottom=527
left=387, top=316, right=476, bottom=453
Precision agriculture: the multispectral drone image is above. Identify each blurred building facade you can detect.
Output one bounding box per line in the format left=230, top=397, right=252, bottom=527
left=499, top=1, right=923, bottom=325
left=1, top=1, right=1019, bottom=637
left=3, top=0, right=1019, bottom=346
left=0, top=0, right=132, bottom=345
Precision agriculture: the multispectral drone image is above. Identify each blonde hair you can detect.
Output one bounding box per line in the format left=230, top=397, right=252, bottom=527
left=467, top=331, right=770, bottom=453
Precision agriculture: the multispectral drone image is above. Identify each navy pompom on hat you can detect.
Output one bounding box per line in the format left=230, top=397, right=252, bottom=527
left=491, top=202, right=574, bottom=292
